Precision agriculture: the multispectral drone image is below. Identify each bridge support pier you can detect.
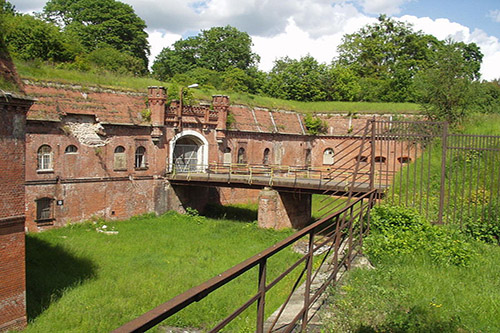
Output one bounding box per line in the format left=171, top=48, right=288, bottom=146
left=258, top=187, right=311, bottom=229
left=165, top=182, right=218, bottom=214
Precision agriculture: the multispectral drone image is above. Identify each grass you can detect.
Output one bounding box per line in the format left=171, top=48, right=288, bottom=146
left=324, top=243, right=500, bottom=332
left=16, top=59, right=420, bottom=114
left=25, top=212, right=299, bottom=332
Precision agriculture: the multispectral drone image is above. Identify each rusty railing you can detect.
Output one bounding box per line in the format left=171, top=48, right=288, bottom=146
left=113, top=189, right=377, bottom=332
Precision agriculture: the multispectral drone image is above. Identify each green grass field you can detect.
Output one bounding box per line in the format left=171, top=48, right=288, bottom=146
left=25, top=212, right=299, bottom=332
left=15, top=60, right=420, bottom=115
left=324, top=243, right=500, bottom=332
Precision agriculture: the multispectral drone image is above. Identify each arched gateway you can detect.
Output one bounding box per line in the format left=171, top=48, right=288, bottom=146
left=169, top=130, right=209, bottom=172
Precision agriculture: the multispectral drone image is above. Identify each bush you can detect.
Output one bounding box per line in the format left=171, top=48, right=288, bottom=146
left=366, top=205, right=475, bottom=266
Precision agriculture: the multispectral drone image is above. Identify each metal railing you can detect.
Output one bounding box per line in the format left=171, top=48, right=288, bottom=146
left=113, top=189, right=377, bottom=332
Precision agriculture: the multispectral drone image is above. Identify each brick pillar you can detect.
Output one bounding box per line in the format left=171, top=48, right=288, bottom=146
left=213, top=95, right=230, bottom=143
left=0, top=95, right=33, bottom=331
left=258, top=187, right=311, bottom=229
left=148, top=86, right=166, bottom=142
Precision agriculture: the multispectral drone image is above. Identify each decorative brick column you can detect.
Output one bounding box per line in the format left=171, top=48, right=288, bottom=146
left=258, top=187, right=311, bottom=229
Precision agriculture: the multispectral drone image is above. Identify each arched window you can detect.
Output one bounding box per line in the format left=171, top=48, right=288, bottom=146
left=374, top=156, right=386, bottom=163
left=323, top=148, right=334, bottom=165
left=263, top=148, right=270, bottom=165
left=114, top=146, right=126, bottom=170
left=397, top=156, right=412, bottom=164
left=37, top=145, right=53, bottom=171
left=65, top=145, right=78, bottom=154
left=135, top=146, right=146, bottom=169
left=237, top=147, right=246, bottom=164
left=223, top=147, right=232, bottom=165
left=36, top=197, right=53, bottom=222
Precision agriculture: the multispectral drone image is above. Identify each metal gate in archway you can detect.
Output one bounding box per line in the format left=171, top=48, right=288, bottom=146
left=172, top=137, right=205, bottom=173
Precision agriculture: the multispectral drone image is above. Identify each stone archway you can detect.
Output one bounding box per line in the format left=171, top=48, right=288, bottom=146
left=169, top=130, right=209, bottom=172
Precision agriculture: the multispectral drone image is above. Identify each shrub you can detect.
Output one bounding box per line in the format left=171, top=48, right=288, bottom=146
left=365, top=205, right=475, bottom=266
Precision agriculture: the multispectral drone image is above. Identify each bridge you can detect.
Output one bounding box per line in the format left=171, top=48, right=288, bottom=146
left=165, top=162, right=390, bottom=229
left=167, top=163, right=389, bottom=196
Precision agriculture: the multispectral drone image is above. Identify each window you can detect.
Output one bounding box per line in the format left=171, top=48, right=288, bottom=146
left=36, top=197, right=53, bottom=222
left=323, top=148, right=334, bottom=165
left=354, top=155, right=368, bottom=163
left=37, top=145, right=53, bottom=171
left=397, top=156, right=412, bottom=164
left=135, top=146, right=147, bottom=169
left=237, top=147, right=246, bottom=164
left=65, top=145, right=78, bottom=154
left=114, top=146, right=126, bottom=170
left=223, top=147, right=232, bottom=165
left=263, top=148, right=270, bottom=165
left=374, top=156, right=386, bottom=163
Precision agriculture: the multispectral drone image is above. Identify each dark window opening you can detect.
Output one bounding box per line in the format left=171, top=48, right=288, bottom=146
left=374, top=156, right=387, bottom=163
left=237, top=147, right=246, bottom=164
left=65, top=145, right=78, bottom=154
left=397, top=156, right=412, bottom=164
left=263, top=148, right=270, bottom=165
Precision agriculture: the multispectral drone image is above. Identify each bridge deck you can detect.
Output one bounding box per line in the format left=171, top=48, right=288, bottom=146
left=166, top=172, right=386, bottom=196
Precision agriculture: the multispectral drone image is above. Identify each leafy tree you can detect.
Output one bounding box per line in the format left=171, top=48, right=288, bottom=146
left=337, top=15, right=442, bottom=102
left=152, top=25, right=259, bottom=80
left=470, top=80, right=500, bottom=114
left=43, top=0, right=150, bottom=72
left=413, top=41, right=480, bottom=123
left=264, top=55, right=327, bottom=101
left=3, top=13, right=80, bottom=62
left=323, top=64, right=360, bottom=101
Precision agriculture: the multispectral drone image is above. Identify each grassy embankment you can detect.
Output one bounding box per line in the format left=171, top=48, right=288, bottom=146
left=323, top=113, right=500, bottom=332
left=26, top=211, right=299, bottom=332
left=15, top=59, right=420, bottom=115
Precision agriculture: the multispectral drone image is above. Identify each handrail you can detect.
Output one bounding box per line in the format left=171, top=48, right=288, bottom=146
left=113, top=189, right=377, bottom=333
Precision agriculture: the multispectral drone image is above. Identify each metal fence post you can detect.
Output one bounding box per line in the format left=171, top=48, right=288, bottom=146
left=301, top=230, right=315, bottom=331
left=370, top=118, right=376, bottom=191
left=257, top=259, right=267, bottom=333
left=437, top=122, right=449, bottom=224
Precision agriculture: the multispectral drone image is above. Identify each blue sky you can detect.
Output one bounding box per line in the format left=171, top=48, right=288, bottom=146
left=12, top=0, right=500, bottom=80
left=399, top=0, right=500, bottom=39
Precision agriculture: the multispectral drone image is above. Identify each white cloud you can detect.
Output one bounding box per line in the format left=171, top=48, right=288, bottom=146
left=147, top=30, right=182, bottom=63
left=489, top=9, right=500, bottom=23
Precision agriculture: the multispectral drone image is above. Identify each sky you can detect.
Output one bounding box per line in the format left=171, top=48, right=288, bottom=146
left=12, top=0, right=500, bottom=80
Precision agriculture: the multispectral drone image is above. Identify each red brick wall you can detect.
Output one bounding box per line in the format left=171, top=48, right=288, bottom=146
left=25, top=121, right=169, bottom=231
left=0, top=220, right=26, bottom=331
left=0, top=98, right=31, bottom=331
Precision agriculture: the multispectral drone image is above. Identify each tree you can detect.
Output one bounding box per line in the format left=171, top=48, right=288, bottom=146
left=3, top=13, right=80, bottom=63
left=43, top=0, right=150, bottom=72
left=413, top=41, right=481, bottom=123
left=264, top=55, right=327, bottom=101
left=337, top=15, right=442, bottom=102
left=152, top=25, right=259, bottom=79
